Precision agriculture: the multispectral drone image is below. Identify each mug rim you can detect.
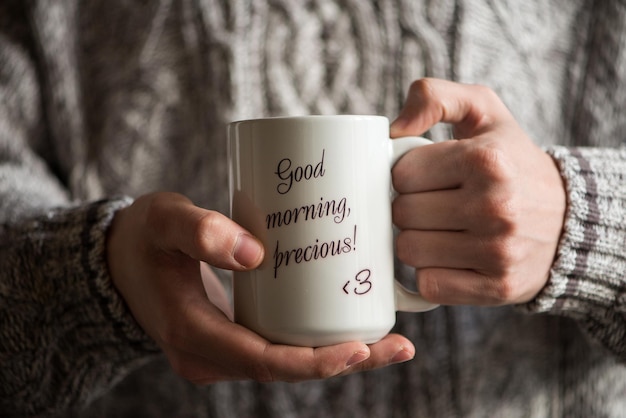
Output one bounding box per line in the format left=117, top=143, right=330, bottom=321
left=229, top=114, right=389, bottom=126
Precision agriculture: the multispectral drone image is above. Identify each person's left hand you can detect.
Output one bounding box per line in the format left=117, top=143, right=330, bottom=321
left=390, top=78, right=566, bottom=306
left=107, top=192, right=415, bottom=385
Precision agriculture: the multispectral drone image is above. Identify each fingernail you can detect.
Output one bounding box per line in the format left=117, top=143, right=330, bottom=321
left=390, top=347, right=414, bottom=365
left=233, top=234, right=264, bottom=268
left=346, top=349, right=369, bottom=367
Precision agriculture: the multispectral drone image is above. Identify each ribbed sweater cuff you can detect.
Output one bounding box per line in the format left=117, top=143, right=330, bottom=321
left=523, top=146, right=626, bottom=358
left=0, top=197, right=159, bottom=416
left=76, top=197, right=159, bottom=351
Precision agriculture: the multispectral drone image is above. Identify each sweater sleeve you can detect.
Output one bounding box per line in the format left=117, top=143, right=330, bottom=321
left=523, top=146, right=626, bottom=361
left=0, top=200, right=160, bottom=417
left=0, top=8, right=159, bottom=417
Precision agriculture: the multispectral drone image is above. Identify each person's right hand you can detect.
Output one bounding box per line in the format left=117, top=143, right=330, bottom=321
left=390, top=78, right=566, bottom=307
left=106, top=192, right=415, bottom=384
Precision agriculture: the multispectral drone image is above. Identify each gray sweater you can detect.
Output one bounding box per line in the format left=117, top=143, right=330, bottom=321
left=0, top=1, right=625, bottom=417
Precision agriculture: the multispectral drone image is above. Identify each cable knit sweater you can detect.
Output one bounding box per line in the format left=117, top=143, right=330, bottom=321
left=1, top=1, right=625, bottom=417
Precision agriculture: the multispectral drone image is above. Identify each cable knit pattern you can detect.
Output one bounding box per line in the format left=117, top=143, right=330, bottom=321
left=0, top=0, right=625, bottom=417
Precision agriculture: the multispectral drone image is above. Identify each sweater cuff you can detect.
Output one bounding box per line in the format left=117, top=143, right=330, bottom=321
left=79, top=197, right=159, bottom=351
left=0, top=197, right=159, bottom=415
left=522, top=146, right=626, bottom=357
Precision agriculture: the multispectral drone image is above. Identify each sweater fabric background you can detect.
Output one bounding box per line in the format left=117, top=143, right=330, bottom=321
left=0, top=1, right=625, bottom=417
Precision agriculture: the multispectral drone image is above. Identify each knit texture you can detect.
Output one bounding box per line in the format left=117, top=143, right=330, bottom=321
left=528, top=146, right=626, bottom=357
left=0, top=198, right=159, bottom=416
left=0, top=0, right=625, bottom=417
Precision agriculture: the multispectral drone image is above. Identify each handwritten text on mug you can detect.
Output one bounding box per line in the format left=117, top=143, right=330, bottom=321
left=342, top=269, right=373, bottom=296
left=275, top=149, right=326, bottom=194
left=273, top=225, right=357, bottom=278
left=267, top=149, right=372, bottom=296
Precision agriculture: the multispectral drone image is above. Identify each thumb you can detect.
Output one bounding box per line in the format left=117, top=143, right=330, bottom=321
left=146, top=193, right=265, bottom=270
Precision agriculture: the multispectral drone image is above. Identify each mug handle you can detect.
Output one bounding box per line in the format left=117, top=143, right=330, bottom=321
left=390, top=136, right=440, bottom=313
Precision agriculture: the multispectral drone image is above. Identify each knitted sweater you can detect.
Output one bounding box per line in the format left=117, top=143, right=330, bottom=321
left=0, top=1, right=625, bottom=417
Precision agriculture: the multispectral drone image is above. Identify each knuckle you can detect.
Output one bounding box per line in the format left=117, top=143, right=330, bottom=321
left=479, top=194, right=518, bottom=234
left=463, top=143, right=520, bottom=233
left=408, top=78, right=446, bottom=114
left=488, top=277, right=518, bottom=305
left=465, top=143, right=514, bottom=184
left=478, top=240, right=526, bottom=305
left=466, top=203, right=518, bottom=258
left=408, top=78, right=435, bottom=98
left=194, top=209, right=221, bottom=233
left=311, top=354, right=342, bottom=380
left=469, top=84, right=506, bottom=120
left=461, top=84, right=504, bottom=132
left=480, top=235, right=522, bottom=273
left=492, top=237, right=516, bottom=264
left=193, top=210, right=232, bottom=258
left=472, top=84, right=500, bottom=103
left=311, top=365, right=335, bottom=380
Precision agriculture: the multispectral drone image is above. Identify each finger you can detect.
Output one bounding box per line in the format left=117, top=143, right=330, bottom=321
left=392, top=188, right=467, bottom=231
left=165, top=298, right=377, bottom=383
left=260, top=341, right=373, bottom=382
left=173, top=206, right=264, bottom=270
left=146, top=193, right=264, bottom=270
left=396, top=230, right=510, bottom=273
left=390, top=78, right=514, bottom=139
left=168, top=330, right=414, bottom=384
left=340, top=333, right=415, bottom=375
left=393, top=133, right=520, bottom=198
left=416, top=268, right=524, bottom=306
left=392, top=140, right=466, bottom=193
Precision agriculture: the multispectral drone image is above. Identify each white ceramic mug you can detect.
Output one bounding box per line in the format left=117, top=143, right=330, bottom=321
left=228, top=115, right=438, bottom=347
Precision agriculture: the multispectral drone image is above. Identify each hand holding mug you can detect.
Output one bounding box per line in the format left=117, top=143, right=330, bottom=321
left=391, top=78, right=567, bottom=306
left=106, top=192, right=415, bottom=385
left=229, top=116, right=439, bottom=348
